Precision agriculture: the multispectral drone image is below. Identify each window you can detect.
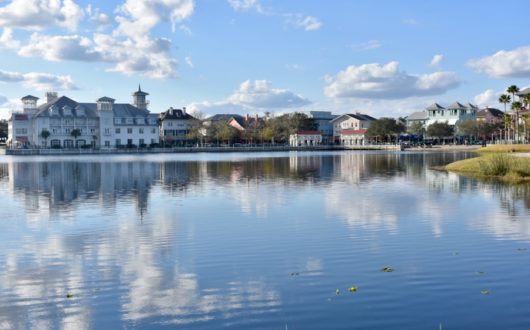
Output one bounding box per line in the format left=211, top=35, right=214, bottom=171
left=65, top=128, right=71, bottom=134
left=15, top=128, right=27, bottom=134
left=115, top=128, right=121, bottom=134
left=90, top=128, right=96, bottom=134
left=139, top=139, right=144, bottom=145
left=151, top=128, right=156, bottom=134
left=104, top=128, right=111, bottom=135
left=127, top=128, right=133, bottom=134
left=105, top=141, right=110, bottom=147
left=116, top=139, right=121, bottom=146
left=168, top=122, right=173, bottom=127
left=52, top=128, right=57, bottom=134
left=121, top=118, right=126, bottom=124
left=139, top=128, right=144, bottom=134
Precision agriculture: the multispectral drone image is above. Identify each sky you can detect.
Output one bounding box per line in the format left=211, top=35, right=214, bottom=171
left=1, top=0, right=530, bottom=120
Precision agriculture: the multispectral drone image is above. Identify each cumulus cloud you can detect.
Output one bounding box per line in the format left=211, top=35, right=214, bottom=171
left=0, top=28, right=20, bottom=49
left=429, top=54, right=444, bottom=66
left=184, top=56, right=194, bottom=68
left=351, top=40, right=382, bottom=52
left=474, top=89, right=500, bottom=108
left=0, top=69, right=78, bottom=90
left=228, top=80, right=311, bottom=108
left=288, top=15, right=322, bottom=31
left=468, top=45, right=530, bottom=78
left=86, top=4, right=111, bottom=28
left=0, top=0, right=84, bottom=31
left=324, top=61, right=460, bottom=99
left=18, top=33, right=102, bottom=61
left=116, top=0, right=194, bottom=36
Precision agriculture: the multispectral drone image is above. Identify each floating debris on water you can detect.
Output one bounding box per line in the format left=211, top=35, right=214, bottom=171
left=348, top=286, right=358, bottom=293
left=380, top=266, right=394, bottom=273
left=335, top=289, right=340, bottom=295
left=481, top=289, right=491, bottom=295
left=66, top=293, right=74, bottom=299
left=290, top=272, right=299, bottom=276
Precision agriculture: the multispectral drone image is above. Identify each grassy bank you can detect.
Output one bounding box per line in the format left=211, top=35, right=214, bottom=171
left=477, top=144, right=530, bottom=153
left=445, top=153, right=530, bottom=182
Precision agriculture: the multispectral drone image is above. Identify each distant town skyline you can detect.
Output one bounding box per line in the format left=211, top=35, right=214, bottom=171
left=1, top=0, right=530, bottom=120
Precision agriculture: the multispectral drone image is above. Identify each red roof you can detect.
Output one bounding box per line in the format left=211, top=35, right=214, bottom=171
left=296, top=130, right=321, bottom=135
left=340, top=129, right=367, bottom=135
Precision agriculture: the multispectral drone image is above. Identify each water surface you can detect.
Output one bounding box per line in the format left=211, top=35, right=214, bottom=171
left=1, top=151, right=529, bottom=329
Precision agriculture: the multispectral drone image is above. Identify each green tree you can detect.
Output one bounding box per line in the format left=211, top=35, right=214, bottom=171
left=457, top=120, right=479, bottom=138
left=507, top=85, right=520, bottom=141
left=260, top=127, right=275, bottom=144
left=0, top=119, right=8, bottom=140
left=40, top=129, right=50, bottom=147
left=214, top=122, right=239, bottom=144
left=70, top=128, right=82, bottom=147
left=366, top=117, right=406, bottom=142
left=503, top=113, right=513, bottom=141
left=426, top=122, right=454, bottom=140
left=407, top=122, right=425, bottom=135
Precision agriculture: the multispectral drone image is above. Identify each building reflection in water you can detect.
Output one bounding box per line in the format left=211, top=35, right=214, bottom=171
left=0, top=152, right=530, bottom=328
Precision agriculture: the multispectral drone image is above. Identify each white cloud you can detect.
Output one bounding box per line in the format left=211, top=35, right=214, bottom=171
left=86, top=5, right=111, bottom=28
left=0, top=69, right=78, bottom=90
left=18, top=33, right=102, bottom=61
left=324, top=61, right=460, bottom=99
left=116, top=0, right=194, bottom=37
left=429, top=54, right=444, bottom=66
left=351, top=40, right=382, bottom=52
left=289, top=15, right=322, bottom=31
left=184, top=56, right=194, bottom=68
left=474, top=89, right=500, bottom=108
left=0, top=27, right=19, bottom=49
left=228, top=80, right=311, bottom=108
left=0, top=0, right=84, bottom=31
left=227, top=0, right=264, bottom=13
left=179, top=24, right=192, bottom=35
left=468, top=45, right=530, bottom=78
left=186, top=100, right=249, bottom=117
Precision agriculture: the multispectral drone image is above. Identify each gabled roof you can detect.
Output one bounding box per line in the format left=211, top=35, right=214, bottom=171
left=330, top=113, right=376, bottom=123
left=406, top=111, right=428, bottom=121
left=447, top=101, right=466, bottom=110
left=465, top=102, right=478, bottom=110
left=425, top=103, right=445, bottom=111
left=206, top=114, right=244, bottom=122
left=132, top=84, right=149, bottom=96
left=80, top=102, right=150, bottom=117
left=340, top=129, right=367, bottom=135
left=476, top=107, right=504, bottom=118
left=21, top=95, right=39, bottom=101
left=160, top=107, right=196, bottom=120
left=517, top=87, right=530, bottom=96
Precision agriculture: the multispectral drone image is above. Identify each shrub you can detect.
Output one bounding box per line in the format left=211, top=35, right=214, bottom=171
left=478, top=154, right=512, bottom=176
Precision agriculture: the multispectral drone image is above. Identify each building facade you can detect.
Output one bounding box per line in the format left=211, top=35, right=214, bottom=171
left=424, top=102, right=477, bottom=128
left=330, top=113, right=376, bottom=144
left=159, top=107, right=198, bottom=145
left=7, top=86, right=159, bottom=148
left=289, top=130, right=322, bottom=146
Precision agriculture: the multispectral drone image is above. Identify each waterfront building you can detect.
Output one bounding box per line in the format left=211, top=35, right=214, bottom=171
left=7, top=86, right=159, bottom=148
left=159, top=107, right=199, bottom=146
left=340, top=129, right=368, bottom=146
left=330, top=113, right=376, bottom=144
left=405, top=111, right=428, bottom=129
left=307, top=111, right=336, bottom=144
left=424, top=102, right=477, bottom=128
left=289, top=130, right=322, bottom=146
left=476, top=107, right=504, bottom=124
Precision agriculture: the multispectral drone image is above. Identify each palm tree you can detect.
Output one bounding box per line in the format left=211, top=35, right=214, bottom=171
left=40, top=129, right=50, bottom=148
left=499, top=94, right=511, bottom=112
left=507, top=85, right=520, bottom=141
left=512, top=101, right=523, bottom=142
left=503, top=113, right=512, bottom=141
left=522, top=113, right=530, bottom=143
left=70, top=128, right=82, bottom=148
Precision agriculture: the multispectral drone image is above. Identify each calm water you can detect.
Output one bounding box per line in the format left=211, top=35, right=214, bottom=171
left=1, top=151, right=530, bottom=329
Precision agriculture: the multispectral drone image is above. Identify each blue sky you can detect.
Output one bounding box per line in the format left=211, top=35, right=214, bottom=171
left=1, top=0, right=530, bottom=120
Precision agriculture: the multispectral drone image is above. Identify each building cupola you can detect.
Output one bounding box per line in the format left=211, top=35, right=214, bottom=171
left=21, top=95, right=39, bottom=109
left=97, top=96, right=115, bottom=111
left=132, top=84, right=149, bottom=110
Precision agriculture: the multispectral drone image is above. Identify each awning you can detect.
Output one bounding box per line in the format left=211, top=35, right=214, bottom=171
left=15, top=136, right=28, bottom=142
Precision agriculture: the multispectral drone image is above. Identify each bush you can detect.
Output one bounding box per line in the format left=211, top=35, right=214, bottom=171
left=139, top=143, right=147, bottom=148
left=478, top=154, right=512, bottom=176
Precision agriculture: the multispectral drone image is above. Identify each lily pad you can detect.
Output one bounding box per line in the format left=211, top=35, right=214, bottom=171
left=348, top=286, right=358, bottom=293
left=380, top=266, right=394, bottom=273
left=480, top=289, right=490, bottom=295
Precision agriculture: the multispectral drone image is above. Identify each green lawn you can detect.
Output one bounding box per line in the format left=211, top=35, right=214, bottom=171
left=445, top=153, right=530, bottom=182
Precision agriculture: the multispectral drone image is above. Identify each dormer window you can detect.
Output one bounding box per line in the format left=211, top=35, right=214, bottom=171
left=63, top=105, right=73, bottom=116
left=76, top=105, right=86, bottom=117
left=49, top=105, right=60, bottom=116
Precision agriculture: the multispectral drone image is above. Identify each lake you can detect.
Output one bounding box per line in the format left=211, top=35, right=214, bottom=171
left=0, top=151, right=529, bottom=329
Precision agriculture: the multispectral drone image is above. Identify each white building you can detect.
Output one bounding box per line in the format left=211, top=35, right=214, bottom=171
left=424, top=102, right=477, bottom=128
left=330, top=113, right=376, bottom=144
left=289, top=130, right=322, bottom=146
left=340, top=129, right=368, bottom=146
left=159, top=107, right=198, bottom=145
left=7, top=86, right=159, bottom=148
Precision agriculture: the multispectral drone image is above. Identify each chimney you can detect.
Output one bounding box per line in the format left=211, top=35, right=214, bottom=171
left=182, top=107, right=186, bottom=115
left=46, top=92, right=58, bottom=103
